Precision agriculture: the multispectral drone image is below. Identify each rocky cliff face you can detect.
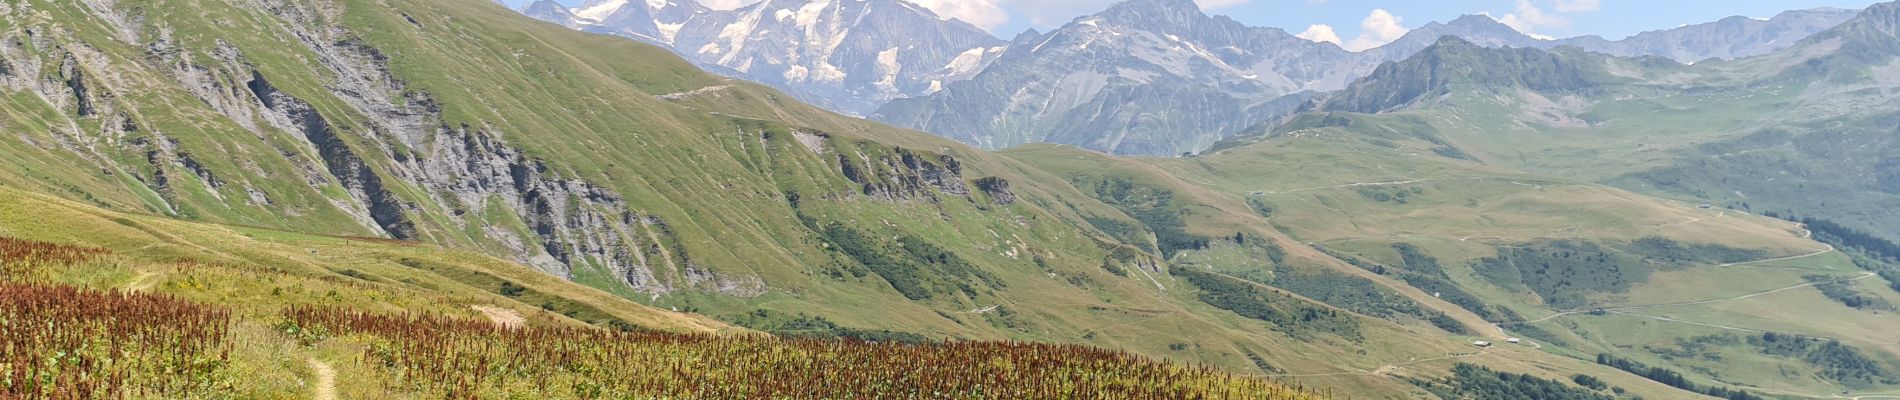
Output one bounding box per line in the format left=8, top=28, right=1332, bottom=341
left=838, top=147, right=967, bottom=201
left=523, top=0, right=1006, bottom=116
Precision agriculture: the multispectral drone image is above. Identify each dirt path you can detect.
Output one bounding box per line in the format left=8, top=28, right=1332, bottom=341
left=308, top=358, right=336, bottom=400
left=1718, top=244, right=1835, bottom=267
left=961, top=305, right=1000, bottom=314
left=471, top=305, right=525, bottom=328
left=1266, top=178, right=1443, bottom=194
left=1641, top=210, right=1721, bottom=229
left=125, top=271, right=161, bottom=292
left=1260, top=350, right=1488, bottom=378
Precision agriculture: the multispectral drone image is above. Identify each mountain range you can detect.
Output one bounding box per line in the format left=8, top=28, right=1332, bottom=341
left=521, top=0, right=1006, bottom=115
left=522, top=0, right=1859, bottom=155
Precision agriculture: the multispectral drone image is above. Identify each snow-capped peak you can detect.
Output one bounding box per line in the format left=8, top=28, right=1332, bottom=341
left=517, top=0, right=1008, bottom=116
left=574, top=0, right=628, bottom=22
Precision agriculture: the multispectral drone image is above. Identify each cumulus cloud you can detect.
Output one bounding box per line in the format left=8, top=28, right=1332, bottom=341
left=1295, top=24, right=1342, bottom=45
left=1552, top=0, right=1599, bottom=13
left=1342, top=9, right=1408, bottom=52
left=1295, top=9, right=1406, bottom=52
left=910, top=0, right=1012, bottom=30
left=1493, top=0, right=1567, bottom=40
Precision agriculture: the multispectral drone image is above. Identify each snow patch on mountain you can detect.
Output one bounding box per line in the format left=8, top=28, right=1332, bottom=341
left=516, top=0, right=1011, bottom=116
left=795, top=1, right=829, bottom=29
left=657, top=22, right=685, bottom=43
left=575, top=0, right=627, bottom=22
left=943, top=47, right=988, bottom=76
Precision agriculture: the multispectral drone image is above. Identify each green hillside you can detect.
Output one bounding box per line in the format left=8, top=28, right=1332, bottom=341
left=0, top=186, right=1325, bottom=398
left=0, top=0, right=1538, bottom=397
left=6, top=0, right=1899, bottom=397
left=0, top=0, right=1196, bottom=355
left=1176, top=4, right=1900, bottom=397
left=1006, top=115, right=1857, bottom=397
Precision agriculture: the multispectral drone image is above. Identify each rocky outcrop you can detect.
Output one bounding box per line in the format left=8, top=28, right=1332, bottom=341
left=840, top=147, right=968, bottom=201
left=60, top=54, right=94, bottom=117
left=417, top=123, right=695, bottom=293
left=973, top=176, right=1014, bottom=205
left=245, top=71, right=418, bottom=240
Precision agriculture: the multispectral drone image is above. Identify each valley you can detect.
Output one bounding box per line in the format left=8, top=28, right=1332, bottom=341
left=4, top=0, right=1900, bottom=398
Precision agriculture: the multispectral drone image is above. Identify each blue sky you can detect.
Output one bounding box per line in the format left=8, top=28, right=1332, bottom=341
left=505, top=0, right=1879, bottom=49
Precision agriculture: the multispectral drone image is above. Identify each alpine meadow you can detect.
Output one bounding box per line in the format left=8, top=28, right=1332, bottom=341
left=3, top=0, right=1900, bottom=398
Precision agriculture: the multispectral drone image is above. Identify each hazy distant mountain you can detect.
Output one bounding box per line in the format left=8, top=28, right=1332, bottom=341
left=1560, top=7, right=1859, bottom=64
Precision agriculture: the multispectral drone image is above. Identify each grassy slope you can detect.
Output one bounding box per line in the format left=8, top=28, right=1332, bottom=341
left=1158, top=18, right=1900, bottom=396
left=1005, top=103, right=1878, bottom=397
left=0, top=185, right=738, bottom=397
left=0, top=186, right=1329, bottom=398
left=0, top=186, right=731, bottom=333
left=0, top=0, right=1512, bottom=397
left=7, top=0, right=1884, bottom=397
left=0, top=0, right=1157, bottom=349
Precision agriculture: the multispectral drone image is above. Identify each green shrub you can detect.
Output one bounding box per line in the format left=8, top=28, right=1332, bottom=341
left=1410, top=363, right=1612, bottom=400
left=1174, top=267, right=1362, bottom=342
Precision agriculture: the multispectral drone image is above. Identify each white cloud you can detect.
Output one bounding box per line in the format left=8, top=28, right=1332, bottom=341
left=1493, top=0, right=1567, bottom=40
left=909, top=0, right=1012, bottom=30
left=1295, top=24, right=1342, bottom=45
left=1278, top=9, right=1407, bottom=52
left=1552, top=0, right=1599, bottom=13
left=1342, top=9, right=1407, bottom=52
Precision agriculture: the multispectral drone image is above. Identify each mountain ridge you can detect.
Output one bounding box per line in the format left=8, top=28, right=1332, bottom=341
left=523, top=0, right=1007, bottom=115
left=870, top=2, right=1858, bottom=155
